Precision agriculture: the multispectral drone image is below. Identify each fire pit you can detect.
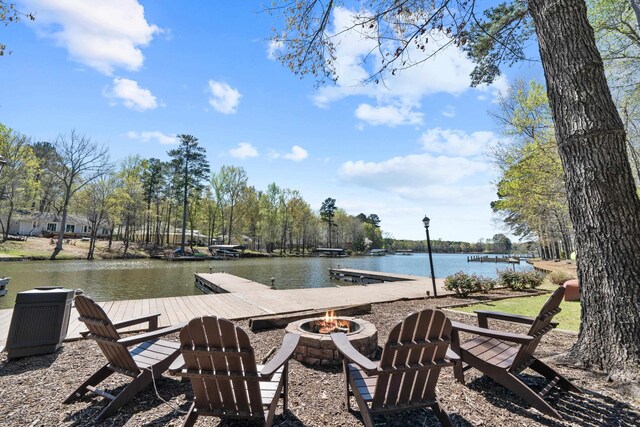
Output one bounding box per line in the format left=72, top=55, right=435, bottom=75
left=285, top=311, right=378, bottom=366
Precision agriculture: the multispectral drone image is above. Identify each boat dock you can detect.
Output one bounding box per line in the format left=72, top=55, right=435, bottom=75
left=0, top=269, right=449, bottom=351
left=467, top=255, right=521, bottom=263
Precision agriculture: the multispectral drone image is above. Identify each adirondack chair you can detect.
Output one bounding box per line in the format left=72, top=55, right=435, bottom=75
left=64, top=295, right=183, bottom=420
left=170, top=316, right=300, bottom=427
left=331, top=309, right=458, bottom=427
left=451, top=286, right=581, bottom=419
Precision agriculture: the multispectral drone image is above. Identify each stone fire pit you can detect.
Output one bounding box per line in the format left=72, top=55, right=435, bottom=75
left=285, top=316, right=378, bottom=366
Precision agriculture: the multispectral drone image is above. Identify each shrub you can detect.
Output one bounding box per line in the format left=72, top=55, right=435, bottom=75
left=479, top=277, right=497, bottom=293
left=547, top=270, right=575, bottom=286
left=444, top=272, right=495, bottom=297
left=498, top=270, right=545, bottom=290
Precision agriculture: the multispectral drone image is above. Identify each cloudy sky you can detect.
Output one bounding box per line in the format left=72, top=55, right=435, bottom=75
left=1, top=1, right=543, bottom=241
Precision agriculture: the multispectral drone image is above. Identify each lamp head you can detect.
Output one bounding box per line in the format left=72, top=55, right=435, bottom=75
left=422, top=215, right=430, bottom=229
left=0, top=155, right=6, bottom=174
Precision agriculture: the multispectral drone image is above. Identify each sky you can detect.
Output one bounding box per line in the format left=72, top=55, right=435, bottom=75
left=0, top=1, right=544, bottom=242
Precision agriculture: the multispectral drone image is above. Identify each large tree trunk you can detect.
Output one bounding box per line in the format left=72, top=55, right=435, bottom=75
left=529, top=0, right=640, bottom=380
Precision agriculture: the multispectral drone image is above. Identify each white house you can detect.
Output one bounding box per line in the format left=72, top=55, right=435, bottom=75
left=8, top=212, right=111, bottom=238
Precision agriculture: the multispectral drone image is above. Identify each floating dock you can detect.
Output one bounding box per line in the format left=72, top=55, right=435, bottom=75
left=467, top=255, right=521, bottom=264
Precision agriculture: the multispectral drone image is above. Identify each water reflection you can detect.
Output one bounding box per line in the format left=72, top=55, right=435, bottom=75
left=0, top=253, right=532, bottom=308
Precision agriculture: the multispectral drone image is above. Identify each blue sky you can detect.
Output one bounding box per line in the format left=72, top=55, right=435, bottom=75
left=1, top=1, right=544, bottom=242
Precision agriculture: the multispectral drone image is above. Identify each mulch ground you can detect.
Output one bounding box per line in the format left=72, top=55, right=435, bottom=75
left=1, top=293, right=639, bottom=427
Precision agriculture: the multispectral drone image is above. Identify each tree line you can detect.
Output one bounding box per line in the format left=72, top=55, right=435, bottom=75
left=0, top=125, right=387, bottom=258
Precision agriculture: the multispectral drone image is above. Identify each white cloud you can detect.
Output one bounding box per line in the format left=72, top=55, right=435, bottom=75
left=337, top=128, right=499, bottom=205
left=355, top=103, right=423, bottom=127
left=24, top=0, right=161, bottom=75
left=269, top=146, right=309, bottom=161
left=106, top=78, right=157, bottom=111
left=229, top=142, right=258, bottom=159
left=476, top=74, right=510, bottom=102
left=207, top=80, right=241, bottom=114
left=441, top=105, right=456, bottom=118
left=340, top=154, right=488, bottom=188
left=267, top=40, right=283, bottom=60
left=127, top=131, right=177, bottom=145
left=283, top=145, right=308, bottom=161
left=306, top=7, right=508, bottom=127
left=420, top=128, right=499, bottom=157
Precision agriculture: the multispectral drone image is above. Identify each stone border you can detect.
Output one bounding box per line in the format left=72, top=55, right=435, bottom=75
left=285, top=316, right=378, bottom=366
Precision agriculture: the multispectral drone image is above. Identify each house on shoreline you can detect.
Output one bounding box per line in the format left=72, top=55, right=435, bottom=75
left=7, top=212, right=111, bottom=238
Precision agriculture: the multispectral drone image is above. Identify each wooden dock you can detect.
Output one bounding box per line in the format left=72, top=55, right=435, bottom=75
left=0, top=269, right=449, bottom=351
left=467, top=255, right=520, bottom=264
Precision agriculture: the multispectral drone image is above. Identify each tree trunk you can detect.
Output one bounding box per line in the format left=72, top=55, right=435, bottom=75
left=529, top=0, right=640, bottom=380
left=51, top=192, right=71, bottom=260
left=87, top=225, right=97, bottom=260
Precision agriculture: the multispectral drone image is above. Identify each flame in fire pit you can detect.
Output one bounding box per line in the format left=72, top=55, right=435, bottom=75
left=315, top=310, right=351, bottom=334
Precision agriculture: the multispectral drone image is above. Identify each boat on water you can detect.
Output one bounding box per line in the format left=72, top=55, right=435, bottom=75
left=208, top=244, right=243, bottom=259
left=0, top=277, right=9, bottom=297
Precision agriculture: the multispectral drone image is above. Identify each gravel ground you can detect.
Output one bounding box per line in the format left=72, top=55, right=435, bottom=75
left=1, top=294, right=639, bottom=427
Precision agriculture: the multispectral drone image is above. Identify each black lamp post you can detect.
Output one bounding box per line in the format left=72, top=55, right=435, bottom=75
left=422, top=215, right=438, bottom=297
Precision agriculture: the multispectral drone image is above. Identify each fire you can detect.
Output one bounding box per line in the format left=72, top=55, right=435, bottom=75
left=316, top=310, right=350, bottom=334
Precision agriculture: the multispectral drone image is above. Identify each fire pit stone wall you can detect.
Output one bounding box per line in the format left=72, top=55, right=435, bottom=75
left=285, top=317, right=378, bottom=366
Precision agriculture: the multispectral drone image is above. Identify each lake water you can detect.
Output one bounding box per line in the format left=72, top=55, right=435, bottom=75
left=0, top=253, right=532, bottom=309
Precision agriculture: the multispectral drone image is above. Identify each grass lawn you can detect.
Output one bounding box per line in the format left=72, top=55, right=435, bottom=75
left=452, top=288, right=581, bottom=332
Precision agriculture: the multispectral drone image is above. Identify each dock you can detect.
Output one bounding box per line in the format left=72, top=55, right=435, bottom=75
left=0, top=269, right=449, bottom=351
left=467, top=255, right=521, bottom=263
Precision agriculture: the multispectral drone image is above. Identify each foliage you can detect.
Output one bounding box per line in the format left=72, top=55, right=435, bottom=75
left=168, top=134, right=210, bottom=250
left=0, top=124, right=41, bottom=240
left=490, top=80, right=573, bottom=259
left=547, top=270, right=576, bottom=286
left=464, top=1, right=535, bottom=85
left=444, top=272, right=496, bottom=297
left=497, top=270, right=545, bottom=291
left=49, top=130, right=111, bottom=257
left=0, top=1, right=35, bottom=56
left=588, top=0, right=640, bottom=185
left=320, top=197, right=337, bottom=247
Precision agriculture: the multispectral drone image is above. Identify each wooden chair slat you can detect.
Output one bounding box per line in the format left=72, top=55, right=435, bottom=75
left=336, top=309, right=454, bottom=425
left=190, top=317, right=224, bottom=410
left=219, top=318, right=254, bottom=416
left=65, top=295, right=180, bottom=420
left=177, top=316, right=295, bottom=426
left=453, top=286, right=581, bottom=419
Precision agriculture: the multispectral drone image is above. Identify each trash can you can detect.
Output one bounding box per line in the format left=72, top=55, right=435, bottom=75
left=5, top=286, right=74, bottom=359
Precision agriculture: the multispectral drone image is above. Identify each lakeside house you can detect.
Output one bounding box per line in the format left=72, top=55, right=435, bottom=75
left=7, top=211, right=111, bottom=238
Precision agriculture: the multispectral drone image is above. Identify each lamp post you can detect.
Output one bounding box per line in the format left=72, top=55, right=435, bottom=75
left=422, top=215, right=438, bottom=297
left=0, top=155, right=6, bottom=174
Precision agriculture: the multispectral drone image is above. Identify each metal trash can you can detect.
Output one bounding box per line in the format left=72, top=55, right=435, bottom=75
left=6, top=286, right=74, bottom=359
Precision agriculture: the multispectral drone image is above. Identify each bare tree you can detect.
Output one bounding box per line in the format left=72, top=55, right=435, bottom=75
left=49, top=131, right=111, bottom=259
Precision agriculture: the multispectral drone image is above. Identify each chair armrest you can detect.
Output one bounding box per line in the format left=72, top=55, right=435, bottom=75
left=168, top=354, right=185, bottom=376
left=260, top=333, right=300, bottom=377
left=118, top=323, right=184, bottom=346
left=331, top=332, right=377, bottom=373
left=474, top=310, right=559, bottom=329
left=451, top=321, right=534, bottom=344
left=113, top=313, right=161, bottom=331
left=445, top=348, right=460, bottom=362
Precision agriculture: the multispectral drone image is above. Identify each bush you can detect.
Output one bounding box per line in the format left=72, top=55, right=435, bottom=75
left=444, top=272, right=496, bottom=297
left=479, top=277, right=496, bottom=293
left=547, top=270, right=575, bottom=286
left=498, top=270, right=545, bottom=290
